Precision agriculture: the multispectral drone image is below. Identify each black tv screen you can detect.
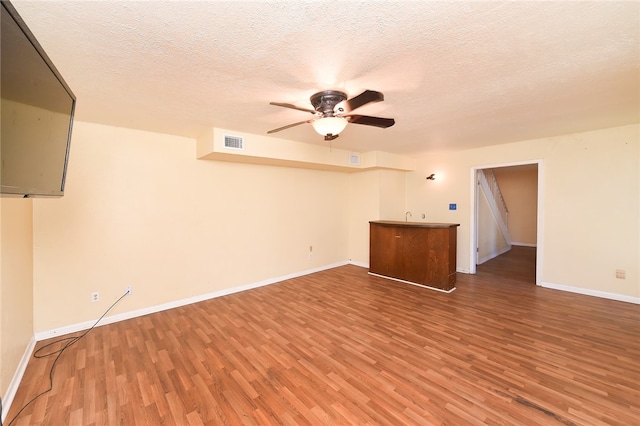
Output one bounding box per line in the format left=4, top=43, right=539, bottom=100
left=1, top=0, right=75, bottom=197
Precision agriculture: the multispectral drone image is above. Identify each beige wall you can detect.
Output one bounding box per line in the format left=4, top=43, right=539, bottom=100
left=32, top=122, right=350, bottom=332
left=348, top=171, right=381, bottom=265
left=493, top=166, right=538, bottom=245
left=379, top=169, right=406, bottom=221
left=403, top=124, right=639, bottom=297
left=347, top=169, right=406, bottom=266
left=543, top=125, right=638, bottom=296
left=0, top=198, right=34, bottom=398
left=24, top=121, right=640, bottom=333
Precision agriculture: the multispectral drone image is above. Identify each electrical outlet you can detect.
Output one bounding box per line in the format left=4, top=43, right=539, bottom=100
left=615, top=269, right=626, bottom=279
left=126, top=286, right=132, bottom=295
left=91, top=292, right=99, bottom=302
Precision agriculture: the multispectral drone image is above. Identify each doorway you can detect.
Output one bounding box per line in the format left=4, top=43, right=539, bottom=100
left=469, top=160, right=543, bottom=285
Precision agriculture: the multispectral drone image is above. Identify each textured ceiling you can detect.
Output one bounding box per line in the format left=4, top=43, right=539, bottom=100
left=11, top=1, right=640, bottom=155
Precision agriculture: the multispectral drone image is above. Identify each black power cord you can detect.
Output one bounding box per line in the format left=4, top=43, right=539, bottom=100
left=1, top=289, right=130, bottom=426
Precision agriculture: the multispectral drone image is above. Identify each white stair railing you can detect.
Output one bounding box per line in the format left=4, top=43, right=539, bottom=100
left=479, top=169, right=512, bottom=247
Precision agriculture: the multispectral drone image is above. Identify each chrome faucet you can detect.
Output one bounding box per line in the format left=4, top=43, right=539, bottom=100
left=405, top=211, right=412, bottom=222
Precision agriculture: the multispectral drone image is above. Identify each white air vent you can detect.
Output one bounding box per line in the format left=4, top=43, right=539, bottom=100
left=349, top=153, right=361, bottom=166
left=224, top=135, right=244, bottom=150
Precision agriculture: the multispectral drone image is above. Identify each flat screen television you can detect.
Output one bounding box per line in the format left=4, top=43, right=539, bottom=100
left=1, top=0, right=76, bottom=197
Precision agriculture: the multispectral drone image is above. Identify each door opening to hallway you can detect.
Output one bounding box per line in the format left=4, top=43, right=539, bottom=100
left=473, top=162, right=540, bottom=284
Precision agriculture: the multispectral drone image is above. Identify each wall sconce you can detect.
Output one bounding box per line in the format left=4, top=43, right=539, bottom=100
left=426, top=173, right=436, bottom=180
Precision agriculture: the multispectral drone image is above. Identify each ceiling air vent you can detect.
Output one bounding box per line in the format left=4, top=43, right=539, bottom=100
left=224, top=135, right=244, bottom=150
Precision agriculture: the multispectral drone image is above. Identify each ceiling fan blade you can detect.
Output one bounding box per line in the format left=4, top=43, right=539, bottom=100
left=267, top=119, right=313, bottom=134
left=270, top=102, right=317, bottom=114
left=345, top=115, right=395, bottom=128
left=343, top=90, right=384, bottom=113
left=324, top=134, right=339, bottom=141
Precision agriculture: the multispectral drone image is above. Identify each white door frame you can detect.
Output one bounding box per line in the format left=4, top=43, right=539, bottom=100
left=469, top=160, right=544, bottom=285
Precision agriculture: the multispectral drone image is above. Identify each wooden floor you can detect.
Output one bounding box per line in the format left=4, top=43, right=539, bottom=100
left=7, top=247, right=640, bottom=425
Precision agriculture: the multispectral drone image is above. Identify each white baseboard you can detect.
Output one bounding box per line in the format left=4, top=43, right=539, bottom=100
left=2, top=336, right=36, bottom=424
left=512, top=242, right=537, bottom=247
left=350, top=262, right=475, bottom=276
left=477, top=246, right=511, bottom=265
left=540, top=281, right=640, bottom=305
left=349, top=260, right=481, bottom=276
left=35, top=261, right=349, bottom=341
left=348, top=261, right=474, bottom=276
left=348, top=260, right=368, bottom=268
left=368, top=272, right=456, bottom=293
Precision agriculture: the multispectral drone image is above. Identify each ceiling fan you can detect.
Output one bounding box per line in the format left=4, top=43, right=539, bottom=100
left=267, top=89, right=395, bottom=141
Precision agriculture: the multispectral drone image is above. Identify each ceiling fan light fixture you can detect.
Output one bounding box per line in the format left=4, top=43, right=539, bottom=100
left=268, top=89, right=393, bottom=139
left=311, top=116, right=348, bottom=137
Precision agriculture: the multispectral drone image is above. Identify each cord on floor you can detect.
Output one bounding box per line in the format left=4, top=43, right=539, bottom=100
left=2, top=290, right=130, bottom=426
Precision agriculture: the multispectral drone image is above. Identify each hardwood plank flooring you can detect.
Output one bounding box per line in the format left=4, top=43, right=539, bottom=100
left=6, top=248, right=640, bottom=425
left=477, top=245, right=537, bottom=284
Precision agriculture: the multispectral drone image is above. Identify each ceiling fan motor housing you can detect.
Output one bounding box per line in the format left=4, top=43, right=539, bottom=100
left=310, top=90, right=347, bottom=116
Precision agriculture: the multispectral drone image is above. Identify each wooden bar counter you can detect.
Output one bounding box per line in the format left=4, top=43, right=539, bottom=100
left=369, top=221, right=460, bottom=292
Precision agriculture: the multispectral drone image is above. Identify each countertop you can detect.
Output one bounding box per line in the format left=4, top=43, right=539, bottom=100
left=370, top=220, right=460, bottom=228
